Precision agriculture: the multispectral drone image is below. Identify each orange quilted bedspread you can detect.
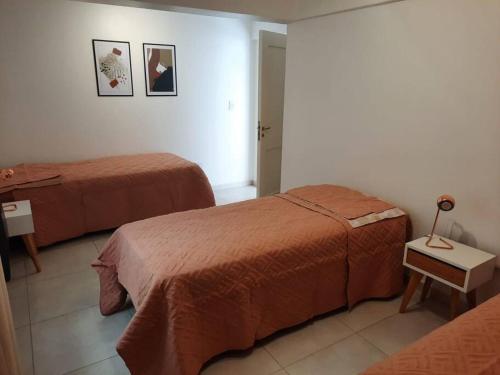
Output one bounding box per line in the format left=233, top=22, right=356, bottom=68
left=93, top=185, right=407, bottom=375
left=363, top=293, right=500, bottom=375
left=11, top=153, right=215, bottom=246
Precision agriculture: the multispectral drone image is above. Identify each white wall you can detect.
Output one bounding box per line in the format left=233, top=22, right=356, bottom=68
left=282, top=0, right=500, bottom=261
left=0, top=0, right=257, bottom=187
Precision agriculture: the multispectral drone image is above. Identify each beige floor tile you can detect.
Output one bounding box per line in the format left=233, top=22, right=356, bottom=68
left=271, top=371, right=288, bottom=375
left=338, top=290, right=423, bottom=332
left=16, top=325, right=34, bottom=375
left=6, top=277, right=27, bottom=290
left=202, top=347, right=281, bottom=375
left=32, top=305, right=132, bottom=375
left=86, top=230, right=114, bottom=242
left=67, top=356, right=130, bottom=375
left=214, top=185, right=256, bottom=206
left=337, top=296, right=403, bottom=332
left=265, top=315, right=354, bottom=366
left=358, top=307, right=447, bottom=355
left=10, top=258, right=29, bottom=279
left=8, top=277, right=30, bottom=328
left=285, top=335, right=386, bottom=375
left=7, top=271, right=27, bottom=291
left=9, top=248, right=31, bottom=264
left=89, top=231, right=114, bottom=254
left=419, top=284, right=475, bottom=320
left=420, top=290, right=458, bottom=320
left=28, top=270, right=99, bottom=323
left=94, top=239, right=110, bottom=254
left=26, top=239, right=97, bottom=283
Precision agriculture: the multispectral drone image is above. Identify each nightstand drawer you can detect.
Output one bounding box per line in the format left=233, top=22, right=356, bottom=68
left=406, top=249, right=466, bottom=287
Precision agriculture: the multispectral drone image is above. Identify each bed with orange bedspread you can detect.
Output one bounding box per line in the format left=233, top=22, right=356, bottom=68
left=93, top=185, right=408, bottom=375
left=2, top=153, right=215, bottom=246
left=363, top=293, right=500, bottom=375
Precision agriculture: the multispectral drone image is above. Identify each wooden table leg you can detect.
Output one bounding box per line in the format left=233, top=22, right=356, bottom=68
left=466, top=290, right=477, bottom=309
left=420, top=277, right=433, bottom=302
left=400, top=270, right=423, bottom=313
left=22, top=234, right=41, bottom=273
left=450, top=288, right=460, bottom=320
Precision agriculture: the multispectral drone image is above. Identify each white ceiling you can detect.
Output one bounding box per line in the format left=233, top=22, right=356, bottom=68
left=294, top=0, right=403, bottom=21
left=80, top=0, right=402, bottom=23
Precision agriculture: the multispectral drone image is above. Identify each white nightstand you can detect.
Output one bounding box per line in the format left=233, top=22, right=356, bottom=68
left=2, top=200, right=42, bottom=273
left=399, top=236, right=496, bottom=319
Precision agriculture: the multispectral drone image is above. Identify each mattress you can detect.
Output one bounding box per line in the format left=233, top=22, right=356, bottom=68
left=9, top=153, right=215, bottom=246
left=362, top=293, right=500, bottom=375
left=93, top=185, right=408, bottom=375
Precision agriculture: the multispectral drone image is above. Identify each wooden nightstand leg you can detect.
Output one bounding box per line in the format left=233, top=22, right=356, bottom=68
left=450, top=288, right=460, bottom=320
left=420, top=277, right=433, bottom=302
left=400, top=270, right=423, bottom=313
left=466, top=290, right=477, bottom=309
left=22, top=234, right=41, bottom=273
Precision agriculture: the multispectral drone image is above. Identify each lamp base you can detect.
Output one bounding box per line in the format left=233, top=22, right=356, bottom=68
left=425, top=235, right=454, bottom=250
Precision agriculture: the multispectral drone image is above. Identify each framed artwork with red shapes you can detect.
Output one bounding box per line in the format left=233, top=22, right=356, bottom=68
left=92, top=39, right=133, bottom=96
left=143, top=43, right=178, bottom=96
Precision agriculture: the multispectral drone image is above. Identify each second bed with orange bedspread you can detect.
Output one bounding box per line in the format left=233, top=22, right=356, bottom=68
left=93, top=185, right=408, bottom=375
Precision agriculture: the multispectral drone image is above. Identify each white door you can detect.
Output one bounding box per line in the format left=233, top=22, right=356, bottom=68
left=257, top=30, right=287, bottom=197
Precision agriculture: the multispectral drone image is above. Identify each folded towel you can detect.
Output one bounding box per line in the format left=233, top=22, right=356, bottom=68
left=283, top=185, right=405, bottom=228
left=0, top=164, right=62, bottom=193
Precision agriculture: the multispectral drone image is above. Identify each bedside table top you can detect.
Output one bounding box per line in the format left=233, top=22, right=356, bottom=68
left=2, top=200, right=32, bottom=219
left=406, top=237, right=496, bottom=271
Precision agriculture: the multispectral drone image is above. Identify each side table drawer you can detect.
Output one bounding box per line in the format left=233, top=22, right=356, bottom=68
left=406, top=249, right=466, bottom=287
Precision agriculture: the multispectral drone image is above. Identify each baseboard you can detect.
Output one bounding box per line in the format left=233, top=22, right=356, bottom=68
left=212, top=180, right=254, bottom=191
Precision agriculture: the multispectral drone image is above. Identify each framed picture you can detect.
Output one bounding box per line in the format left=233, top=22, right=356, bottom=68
left=143, top=43, right=178, bottom=96
left=92, top=39, right=133, bottom=96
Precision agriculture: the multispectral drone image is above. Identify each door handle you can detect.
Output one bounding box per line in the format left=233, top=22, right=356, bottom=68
left=261, top=125, right=271, bottom=138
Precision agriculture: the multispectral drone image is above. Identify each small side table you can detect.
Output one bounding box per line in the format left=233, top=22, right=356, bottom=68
left=2, top=201, right=42, bottom=273
left=400, top=236, right=496, bottom=320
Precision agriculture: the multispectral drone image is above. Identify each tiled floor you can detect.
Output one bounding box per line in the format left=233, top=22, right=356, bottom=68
left=213, top=184, right=257, bottom=205
left=7, top=185, right=451, bottom=375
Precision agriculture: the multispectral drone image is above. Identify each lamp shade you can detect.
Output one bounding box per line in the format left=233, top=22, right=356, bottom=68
left=437, top=195, right=455, bottom=212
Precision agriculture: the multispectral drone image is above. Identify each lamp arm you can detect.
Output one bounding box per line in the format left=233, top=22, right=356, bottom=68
left=429, top=208, right=440, bottom=239
left=425, top=208, right=454, bottom=249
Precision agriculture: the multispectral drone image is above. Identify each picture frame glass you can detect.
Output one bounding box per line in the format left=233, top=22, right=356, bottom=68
left=143, top=44, right=177, bottom=96
left=92, top=40, right=133, bottom=96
